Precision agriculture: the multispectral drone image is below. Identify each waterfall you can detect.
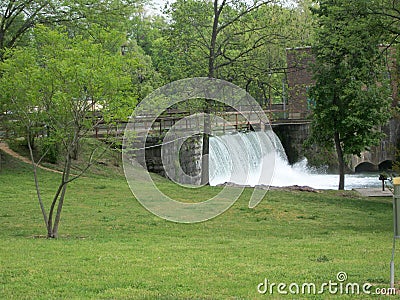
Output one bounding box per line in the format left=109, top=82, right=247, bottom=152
left=209, top=130, right=382, bottom=190
left=209, top=130, right=284, bottom=187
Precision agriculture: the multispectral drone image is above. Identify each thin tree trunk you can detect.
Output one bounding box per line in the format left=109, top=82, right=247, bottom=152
left=201, top=112, right=211, bottom=185
left=47, top=179, right=66, bottom=237
left=208, top=0, right=220, bottom=79
left=72, top=139, right=79, bottom=160
left=201, top=0, right=222, bottom=185
left=51, top=153, right=72, bottom=238
left=27, top=131, right=49, bottom=231
left=334, top=131, right=345, bottom=190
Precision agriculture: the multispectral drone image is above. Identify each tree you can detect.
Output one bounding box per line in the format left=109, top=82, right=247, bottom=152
left=309, top=0, right=392, bottom=190
left=0, top=25, right=150, bottom=238
left=162, top=0, right=310, bottom=184
left=221, top=0, right=316, bottom=107
left=147, top=0, right=318, bottom=127
left=370, top=0, right=400, bottom=46
left=164, top=0, right=292, bottom=79
left=0, top=0, right=144, bottom=60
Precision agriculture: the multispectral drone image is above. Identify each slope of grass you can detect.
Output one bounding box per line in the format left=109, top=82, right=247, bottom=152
left=0, top=153, right=396, bottom=299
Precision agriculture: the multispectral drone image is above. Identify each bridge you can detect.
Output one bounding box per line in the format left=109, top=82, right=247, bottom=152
left=1, top=101, right=397, bottom=174
left=114, top=107, right=398, bottom=174
left=350, top=119, right=399, bottom=172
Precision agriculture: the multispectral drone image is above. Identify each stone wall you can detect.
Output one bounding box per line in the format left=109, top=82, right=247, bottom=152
left=273, top=123, right=310, bottom=164
left=144, top=134, right=203, bottom=185
left=350, top=118, right=400, bottom=172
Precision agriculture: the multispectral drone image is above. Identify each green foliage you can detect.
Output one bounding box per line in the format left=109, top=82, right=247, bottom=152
left=309, top=0, right=393, bottom=188
left=0, top=24, right=156, bottom=237
left=373, top=0, right=400, bottom=46
left=151, top=0, right=316, bottom=105
left=394, top=147, right=400, bottom=174
left=0, top=0, right=143, bottom=59
left=39, top=137, right=60, bottom=164
left=0, top=25, right=150, bottom=142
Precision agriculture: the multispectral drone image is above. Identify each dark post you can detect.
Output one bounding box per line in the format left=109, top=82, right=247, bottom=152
left=379, top=173, right=388, bottom=191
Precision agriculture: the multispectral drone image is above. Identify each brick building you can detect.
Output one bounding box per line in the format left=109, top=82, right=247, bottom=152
left=285, top=46, right=399, bottom=119
left=285, top=47, right=315, bottom=120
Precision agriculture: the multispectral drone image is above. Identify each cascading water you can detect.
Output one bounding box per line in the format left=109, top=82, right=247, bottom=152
left=209, top=130, right=284, bottom=187
left=209, top=130, right=382, bottom=190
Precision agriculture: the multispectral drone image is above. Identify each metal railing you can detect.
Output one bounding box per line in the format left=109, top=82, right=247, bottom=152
left=0, top=107, right=312, bottom=141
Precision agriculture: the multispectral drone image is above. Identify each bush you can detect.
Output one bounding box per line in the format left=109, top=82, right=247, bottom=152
left=39, top=138, right=59, bottom=164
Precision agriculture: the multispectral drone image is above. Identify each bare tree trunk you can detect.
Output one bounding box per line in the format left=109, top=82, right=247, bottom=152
left=45, top=127, right=96, bottom=238
left=28, top=133, right=35, bottom=150
left=201, top=111, right=211, bottom=185
left=201, top=0, right=224, bottom=185
left=334, top=131, right=345, bottom=190
left=47, top=181, right=64, bottom=237
left=47, top=133, right=77, bottom=238
left=72, top=139, right=79, bottom=160
left=52, top=152, right=72, bottom=238
left=27, top=131, right=49, bottom=231
left=208, top=0, right=221, bottom=79
left=198, top=0, right=273, bottom=184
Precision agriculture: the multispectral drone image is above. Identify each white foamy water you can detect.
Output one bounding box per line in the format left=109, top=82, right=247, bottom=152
left=270, top=157, right=381, bottom=190
left=209, top=131, right=381, bottom=190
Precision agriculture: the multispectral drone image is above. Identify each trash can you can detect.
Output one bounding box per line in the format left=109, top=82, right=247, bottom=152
left=394, top=178, right=400, bottom=238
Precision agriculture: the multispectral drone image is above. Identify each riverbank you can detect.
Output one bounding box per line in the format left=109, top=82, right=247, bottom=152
left=217, top=182, right=395, bottom=198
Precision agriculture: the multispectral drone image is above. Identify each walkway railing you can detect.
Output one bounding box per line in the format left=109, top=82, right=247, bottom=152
left=92, top=108, right=311, bottom=139
left=0, top=108, right=311, bottom=141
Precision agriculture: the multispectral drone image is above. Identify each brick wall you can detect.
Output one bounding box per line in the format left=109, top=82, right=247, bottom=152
left=286, top=47, right=315, bottom=120
left=286, top=46, right=399, bottom=118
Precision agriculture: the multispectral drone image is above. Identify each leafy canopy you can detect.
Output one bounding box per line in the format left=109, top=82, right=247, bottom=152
left=310, top=0, right=392, bottom=155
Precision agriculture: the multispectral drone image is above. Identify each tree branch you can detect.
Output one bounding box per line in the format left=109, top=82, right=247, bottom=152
left=217, top=0, right=273, bottom=34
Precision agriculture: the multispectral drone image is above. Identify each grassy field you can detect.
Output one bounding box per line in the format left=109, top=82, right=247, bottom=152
left=0, top=152, right=397, bottom=299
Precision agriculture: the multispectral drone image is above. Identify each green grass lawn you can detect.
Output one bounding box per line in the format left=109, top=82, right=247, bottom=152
left=0, top=153, right=397, bottom=299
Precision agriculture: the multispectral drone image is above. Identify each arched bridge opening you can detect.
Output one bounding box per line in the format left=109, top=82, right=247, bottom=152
left=379, top=160, right=393, bottom=172
left=355, top=162, right=378, bottom=173
left=354, top=160, right=394, bottom=173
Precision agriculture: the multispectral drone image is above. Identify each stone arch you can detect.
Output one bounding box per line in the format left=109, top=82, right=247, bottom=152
left=379, top=160, right=393, bottom=171
left=354, top=161, right=378, bottom=173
